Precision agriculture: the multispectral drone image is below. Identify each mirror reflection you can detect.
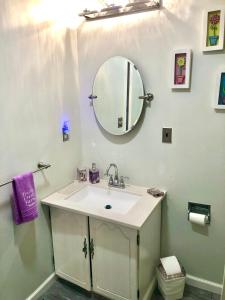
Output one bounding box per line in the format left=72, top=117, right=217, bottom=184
left=92, top=56, right=144, bottom=135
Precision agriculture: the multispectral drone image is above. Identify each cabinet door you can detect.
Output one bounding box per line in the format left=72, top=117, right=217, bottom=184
left=90, top=218, right=138, bottom=300
left=51, top=208, right=91, bottom=290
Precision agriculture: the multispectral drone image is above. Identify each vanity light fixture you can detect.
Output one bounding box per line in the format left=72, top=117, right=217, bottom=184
left=79, top=0, right=161, bottom=20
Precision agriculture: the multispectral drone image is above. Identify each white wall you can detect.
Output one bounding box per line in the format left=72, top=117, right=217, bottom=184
left=0, top=1, right=81, bottom=299
left=78, top=0, right=225, bottom=284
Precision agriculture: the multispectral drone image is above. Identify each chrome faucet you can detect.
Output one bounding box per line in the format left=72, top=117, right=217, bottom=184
left=105, top=163, right=128, bottom=189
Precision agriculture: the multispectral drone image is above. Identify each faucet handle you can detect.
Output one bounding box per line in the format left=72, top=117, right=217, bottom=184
left=119, top=176, right=129, bottom=188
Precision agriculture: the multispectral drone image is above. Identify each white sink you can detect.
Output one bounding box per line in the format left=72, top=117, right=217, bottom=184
left=65, top=185, right=141, bottom=215
left=42, top=180, right=165, bottom=228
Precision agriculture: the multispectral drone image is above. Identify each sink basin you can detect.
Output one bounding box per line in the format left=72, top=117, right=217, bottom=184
left=66, top=185, right=141, bottom=215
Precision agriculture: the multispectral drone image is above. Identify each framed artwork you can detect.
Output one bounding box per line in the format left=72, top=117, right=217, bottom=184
left=202, top=8, right=225, bottom=52
left=171, top=49, right=192, bottom=89
left=215, top=70, right=225, bottom=109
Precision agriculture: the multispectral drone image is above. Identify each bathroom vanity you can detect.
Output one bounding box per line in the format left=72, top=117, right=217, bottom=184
left=41, top=181, right=165, bottom=300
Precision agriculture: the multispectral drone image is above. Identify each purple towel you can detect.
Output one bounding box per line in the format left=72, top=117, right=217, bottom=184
left=12, top=172, right=38, bottom=225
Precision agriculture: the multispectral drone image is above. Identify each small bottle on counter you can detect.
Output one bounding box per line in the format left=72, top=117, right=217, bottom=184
left=89, top=163, right=100, bottom=184
left=77, top=167, right=87, bottom=182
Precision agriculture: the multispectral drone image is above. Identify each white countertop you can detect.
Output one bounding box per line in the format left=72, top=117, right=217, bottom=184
left=41, top=180, right=166, bottom=230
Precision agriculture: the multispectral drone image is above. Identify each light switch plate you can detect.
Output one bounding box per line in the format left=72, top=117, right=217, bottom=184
left=162, top=128, right=172, bottom=143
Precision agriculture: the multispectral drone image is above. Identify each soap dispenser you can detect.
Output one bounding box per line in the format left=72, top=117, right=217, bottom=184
left=89, top=163, right=100, bottom=184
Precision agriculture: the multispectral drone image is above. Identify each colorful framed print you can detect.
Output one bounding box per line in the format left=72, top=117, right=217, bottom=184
left=202, top=7, right=225, bottom=52
left=171, top=49, right=192, bottom=89
left=215, top=70, right=225, bottom=109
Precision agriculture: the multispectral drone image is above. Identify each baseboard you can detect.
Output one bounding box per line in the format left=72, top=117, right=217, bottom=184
left=26, top=273, right=56, bottom=300
left=222, top=269, right=225, bottom=300
left=24, top=272, right=223, bottom=299
left=143, top=276, right=157, bottom=300
left=186, top=274, right=222, bottom=295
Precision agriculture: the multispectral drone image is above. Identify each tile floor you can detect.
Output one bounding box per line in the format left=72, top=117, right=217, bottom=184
left=38, top=279, right=221, bottom=300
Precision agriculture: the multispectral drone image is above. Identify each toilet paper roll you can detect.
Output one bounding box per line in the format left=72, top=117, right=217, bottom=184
left=160, top=256, right=181, bottom=275
left=189, top=212, right=207, bottom=226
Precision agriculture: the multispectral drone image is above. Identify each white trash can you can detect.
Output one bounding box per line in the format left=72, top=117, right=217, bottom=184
left=156, top=264, right=186, bottom=300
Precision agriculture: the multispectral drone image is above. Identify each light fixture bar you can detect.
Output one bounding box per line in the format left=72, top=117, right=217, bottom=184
left=79, top=0, right=161, bottom=20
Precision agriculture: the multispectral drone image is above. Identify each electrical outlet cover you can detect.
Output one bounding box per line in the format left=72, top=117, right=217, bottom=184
left=162, top=128, right=172, bottom=143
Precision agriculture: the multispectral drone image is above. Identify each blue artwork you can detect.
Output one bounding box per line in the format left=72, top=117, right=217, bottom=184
left=218, top=73, right=225, bottom=105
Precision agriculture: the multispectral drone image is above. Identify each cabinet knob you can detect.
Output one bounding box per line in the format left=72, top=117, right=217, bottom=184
left=82, top=238, right=88, bottom=259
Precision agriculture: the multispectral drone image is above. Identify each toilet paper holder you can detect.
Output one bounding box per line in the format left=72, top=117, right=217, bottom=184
left=188, top=202, right=211, bottom=225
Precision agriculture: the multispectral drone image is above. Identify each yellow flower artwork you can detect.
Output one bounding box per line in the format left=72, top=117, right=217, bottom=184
left=177, top=57, right=185, bottom=67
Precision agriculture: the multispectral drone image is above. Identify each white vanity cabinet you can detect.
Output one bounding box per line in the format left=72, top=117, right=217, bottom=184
left=51, top=208, right=91, bottom=290
left=50, top=203, right=161, bottom=300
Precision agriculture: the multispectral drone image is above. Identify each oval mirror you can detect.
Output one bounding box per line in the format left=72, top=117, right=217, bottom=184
left=91, top=56, right=144, bottom=136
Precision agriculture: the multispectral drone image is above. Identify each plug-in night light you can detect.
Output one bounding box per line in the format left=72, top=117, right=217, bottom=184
left=62, top=121, right=70, bottom=142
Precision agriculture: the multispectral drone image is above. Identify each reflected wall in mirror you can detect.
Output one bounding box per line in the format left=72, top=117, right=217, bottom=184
left=92, top=56, right=144, bottom=135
